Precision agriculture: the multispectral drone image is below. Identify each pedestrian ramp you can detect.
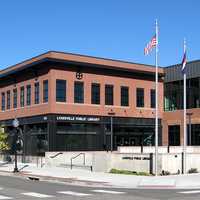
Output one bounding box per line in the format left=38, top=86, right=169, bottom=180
left=0, top=189, right=126, bottom=199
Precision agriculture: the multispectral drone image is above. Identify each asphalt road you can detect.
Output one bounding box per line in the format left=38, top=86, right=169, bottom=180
left=0, top=175, right=199, bottom=199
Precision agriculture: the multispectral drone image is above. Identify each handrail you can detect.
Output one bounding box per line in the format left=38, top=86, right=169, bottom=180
left=50, top=152, right=63, bottom=159
left=70, top=153, right=85, bottom=169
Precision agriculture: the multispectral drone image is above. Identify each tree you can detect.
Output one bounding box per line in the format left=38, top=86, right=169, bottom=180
left=0, top=127, right=9, bottom=151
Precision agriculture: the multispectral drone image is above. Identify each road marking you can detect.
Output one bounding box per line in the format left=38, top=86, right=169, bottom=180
left=178, top=190, right=200, bottom=194
left=22, top=192, right=53, bottom=198
left=0, top=195, right=13, bottom=200
left=57, top=191, right=92, bottom=196
left=92, top=189, right=125, bottom=194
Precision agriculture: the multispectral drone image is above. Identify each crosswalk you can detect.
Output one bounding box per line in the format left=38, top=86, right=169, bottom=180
left=0, top=188, right=126, bottom=199
left=178, top=190, right=200, bottom=194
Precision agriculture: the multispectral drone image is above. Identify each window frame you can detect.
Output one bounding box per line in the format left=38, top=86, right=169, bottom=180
left=105, top=84, right=114, bottom=106
left=56, top=79, right=66, bottom=102
left=91, top=83, right=100, bottom=105
left=43, top=80, right=48, bottom=103
left=136, top=88, right=144, bottom=107
left=34, top=82, right=40, bottom=104
left=121, top=86, right=129, bottom=107
left=20, top=86, right=25, bottom=107
left=74, top=81, right=84, bottom=104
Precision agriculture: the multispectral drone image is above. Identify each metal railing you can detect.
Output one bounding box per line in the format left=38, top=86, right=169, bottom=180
left=70, top=153, right=85, bottom=170
left=50, top=152, right=63, bottom=158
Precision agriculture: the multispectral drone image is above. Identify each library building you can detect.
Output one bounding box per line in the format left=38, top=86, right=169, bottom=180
left=1, top=51, right=200, bottom=156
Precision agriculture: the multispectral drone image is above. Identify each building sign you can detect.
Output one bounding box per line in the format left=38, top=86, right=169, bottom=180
left=56, top=116, right=100, bottom=122
left=122, top=156, right=150, bottom=160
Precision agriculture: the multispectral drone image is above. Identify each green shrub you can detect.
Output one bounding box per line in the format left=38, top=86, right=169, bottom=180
left=0, top=127, right=9, bottom=151
left=109, top=168, right=149, bottom=176
left=188, top=168, right=198, bottom=174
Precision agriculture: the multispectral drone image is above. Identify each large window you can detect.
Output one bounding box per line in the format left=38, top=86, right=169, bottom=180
left=20, top=86, right=24, bottom=107
left=43, top=80, right=48, bottom=103
left=91, top=83, right=100, bottom=104
left=56, top=79, right=66, bottom=102
left=13, top=89, right=17, bottom=108
left=1, top=92, right=5, bottom=111
left=105, top=85, right=113, bottom=105
left=6, top=91, right=10, bottom=110
left=26, top=85, right=31, bottom=106
left=168, top=125, right=180, bottom=146
left=151, top=89, right=155, bottom=108
left=74, top=81, right=84, bottom=103
left=34, top=82, right=40, bottom=104
left=136, top=88, right=144, bottom=107
left=164, top=78, right=200, bottom=111
left=121, top=86, right=129, bottom=106
left=188, top=124, right=200, bottom=146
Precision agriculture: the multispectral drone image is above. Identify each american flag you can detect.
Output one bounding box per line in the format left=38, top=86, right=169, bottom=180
left=144, top=34, right=157, bottom=55
left=181, top=51, right=187, bottom=74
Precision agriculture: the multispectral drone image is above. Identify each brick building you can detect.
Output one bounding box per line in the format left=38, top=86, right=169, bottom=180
left=0, top=51, right=164, bottom=155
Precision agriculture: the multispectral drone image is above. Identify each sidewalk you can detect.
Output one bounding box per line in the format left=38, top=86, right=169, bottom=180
left=0, top=162, right=200, bottom=189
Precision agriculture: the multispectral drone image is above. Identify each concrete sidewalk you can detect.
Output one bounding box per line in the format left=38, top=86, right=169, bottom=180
left=0, top=162, right=200, bottom=189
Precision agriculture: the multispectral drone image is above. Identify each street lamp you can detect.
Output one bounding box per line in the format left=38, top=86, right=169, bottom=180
left=12, top=118, right=19, bottom=173
left=108, top=110, right=115, bottom=152
left=186, top=112, right=193, bottom=146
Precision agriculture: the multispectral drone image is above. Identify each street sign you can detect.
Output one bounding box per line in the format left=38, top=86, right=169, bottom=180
left=12, top=118, right=19, bottom=128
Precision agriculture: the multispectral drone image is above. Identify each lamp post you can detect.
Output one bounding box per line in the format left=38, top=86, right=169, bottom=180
left=108, top=110, right=115, bottom=152
left=12, top=118, right=19, bottom=173
left=186, top=112, right=193, bottom=146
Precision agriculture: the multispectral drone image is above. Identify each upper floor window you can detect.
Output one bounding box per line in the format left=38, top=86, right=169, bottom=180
left=56, top=79, right=66, bottom=102
left=151, top=89, right=155, bottom=108
left=26, top=85, right=31, bottom=106
left=6, top=90, right=10, bottom=110
left=13, top=89, right=17, bottom=108
left=121, top=86, right=129, bottom=106
left=34, top=82, right=40, bottom=104
left=137, top=88, right=144, bottom=107
left=43, top=80, right=48, bottom=103
left=20, top=86, right=24, bottom=107
left=74, top=81, right=84, bottom=103
left=91, top=83, right=100, bottom=104
left=1, top=92, right=5, bottom=111
left=105, top=85, right=113, bottom=105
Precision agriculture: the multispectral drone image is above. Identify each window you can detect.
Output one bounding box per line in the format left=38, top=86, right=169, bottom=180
left=121, top=86, right=129, bottom=106
left=105, top=85, right=113, bottom=105
left=43, top=80, right=48, bottom=103
left=151, top=89, right=155, bottom=108
left=56, top=79, right=66, bottom=102
left=34, top=82, right=40, bottom=104
left=13, top=89, right=17, bottom=108
left=20, top=86, right=24, bottom=107
left=1, top=92, right=5, bottom=111
left=168, top=125, right=180, bottom=146
left=6, top=91, right=10, bottom=110
left=26, top=85, right=31, bottom=106
left=74, top=81, right=84, bottom=103
left=91, top=83, right=100, bottom=104
left=137, top=88, right=144, bottom=107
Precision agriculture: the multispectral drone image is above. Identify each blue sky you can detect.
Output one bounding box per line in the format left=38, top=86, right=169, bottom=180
left=0, top=0, right=199, bottom=69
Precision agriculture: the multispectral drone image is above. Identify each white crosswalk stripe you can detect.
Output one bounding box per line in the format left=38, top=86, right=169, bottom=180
left=21, top=192, right=53, bottom=198
left=0, top=195, right=13, bottom=200
left=92, top=189, right=125, bottom=194
left=57, top=191, right=92, bottom=196
left=178, top=190, right=200, bottom=194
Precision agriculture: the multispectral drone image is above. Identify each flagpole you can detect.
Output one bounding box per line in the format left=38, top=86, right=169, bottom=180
left=183, top=38, right=187, bottom=174
left=155, top=19, right=159, bottom=176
